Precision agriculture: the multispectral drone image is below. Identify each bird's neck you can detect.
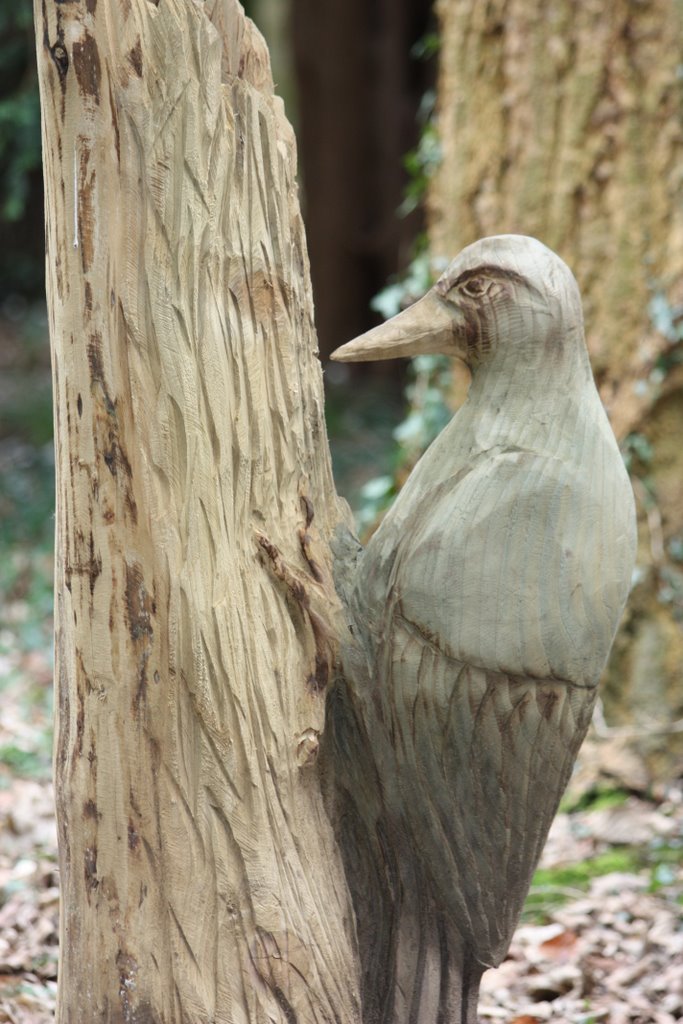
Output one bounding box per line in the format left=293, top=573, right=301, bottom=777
left=460, top=332, right=595, bottom=457
left=376, top=334, right=601, bottom=531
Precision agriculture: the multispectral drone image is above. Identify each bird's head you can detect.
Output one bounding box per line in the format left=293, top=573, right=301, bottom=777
left=330, top=235, right=584, bottom=372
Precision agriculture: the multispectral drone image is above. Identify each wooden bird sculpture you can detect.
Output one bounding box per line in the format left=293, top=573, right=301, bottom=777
left=326, top=236, right=636, bottom=1024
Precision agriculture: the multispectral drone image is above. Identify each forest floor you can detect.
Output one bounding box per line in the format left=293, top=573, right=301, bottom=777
left=1, top=313, right=682, bottom=1023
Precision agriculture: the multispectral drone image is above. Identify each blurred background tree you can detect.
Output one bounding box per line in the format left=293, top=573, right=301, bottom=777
left=0, top=0, right=51, bottom=475
left=0, top=0, right=54, bottom=782
left=290, top=0, right=434, bottom=357
left=0, top=2, right=43, bottom=295
left=425, top=0, right=683, bottom=777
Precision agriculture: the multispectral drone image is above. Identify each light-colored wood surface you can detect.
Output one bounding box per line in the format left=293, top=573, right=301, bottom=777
left=331, top=235, right=636, bottom=1022
left=35, top=2, right=358, bottom=1021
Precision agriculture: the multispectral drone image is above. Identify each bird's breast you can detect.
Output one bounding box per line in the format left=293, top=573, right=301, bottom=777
left=356, top=444, right=635, bottom=688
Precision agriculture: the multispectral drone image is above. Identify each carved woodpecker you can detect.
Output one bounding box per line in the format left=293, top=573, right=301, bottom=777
left=329, top=236, right=636, bottom=1024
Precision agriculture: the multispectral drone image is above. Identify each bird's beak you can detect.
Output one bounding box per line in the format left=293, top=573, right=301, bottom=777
left=330, top=289, right=466, bottom=363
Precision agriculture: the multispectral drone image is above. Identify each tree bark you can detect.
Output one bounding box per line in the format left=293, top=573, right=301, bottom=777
left=428, top=0, right=683, bottom=773
left=35, top=2, right=360, bottom=1020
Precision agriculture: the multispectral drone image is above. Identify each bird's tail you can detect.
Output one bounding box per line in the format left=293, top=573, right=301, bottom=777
left=391, top=857, right=483, bottom=1024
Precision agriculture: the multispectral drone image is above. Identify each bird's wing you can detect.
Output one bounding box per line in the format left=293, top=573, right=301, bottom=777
left=367, top=626, right=596, bottom=966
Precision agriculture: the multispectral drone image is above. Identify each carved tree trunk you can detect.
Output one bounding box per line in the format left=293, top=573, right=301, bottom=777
left=35, top=2, right=360, bottom=1020
left=429, top=0, right=683, bottom=774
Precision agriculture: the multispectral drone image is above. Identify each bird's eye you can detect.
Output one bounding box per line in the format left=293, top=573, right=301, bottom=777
left=461, top=277, right=490, bottom=298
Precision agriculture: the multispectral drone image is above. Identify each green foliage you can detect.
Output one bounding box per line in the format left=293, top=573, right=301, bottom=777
left=400, top=28, right=441, bottom=217
left=410, top=33, right=440, bottom=61
left=0, top=2, right=42, bottom=223
left=0, top=576, right=53, bottom=781
left=535, top=848, right=641, bottom=888
left=356, top=474, right=397, bottom=535
left=355, top=248, right=452, bottom=532
left=0, top=305, right=55, bottom=784
left=0, top=86, right=41, bottom=221
left=399, top=91, right=441, bottom=217
left=524, top=849, right=640, bottom=921
left=371, top=249, right=434, bottom=320
left=669, top=535, right=683, bottom=563
left=354, top=349, right=453, bottom=533
left=560, top=785, right=630, bottom=814
left=524, top=835, right=683, bottom=923
left=325, top=367, right=405, bottom=534
left=657, top=562, right=683, bottom=616
left=0, top=526, right=54, bottom=780
left=394, top=354, right=451, bottom=457
left=649, top=292, right=683, bottom=345
left=0, top=740, right=50, bottom=779
left=0, top=443, right=55, bottom=548
left=621, top=431, right=653, bottom=472
left=645, top=291, right=683, bottom=391
left=352, top=48, right=447, bottom=533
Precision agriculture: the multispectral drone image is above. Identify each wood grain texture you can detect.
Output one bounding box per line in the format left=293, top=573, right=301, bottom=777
left=35, top=1, right=359, bottom=1021
left=329, top=236, right=636, bottom=1023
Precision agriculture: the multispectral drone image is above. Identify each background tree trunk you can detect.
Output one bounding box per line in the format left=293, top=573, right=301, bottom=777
left=35, top=1, right=360, bottom=1020
left=291, top=0, right=434, bottom=357
left=428, top=0, right=683, bottom=778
